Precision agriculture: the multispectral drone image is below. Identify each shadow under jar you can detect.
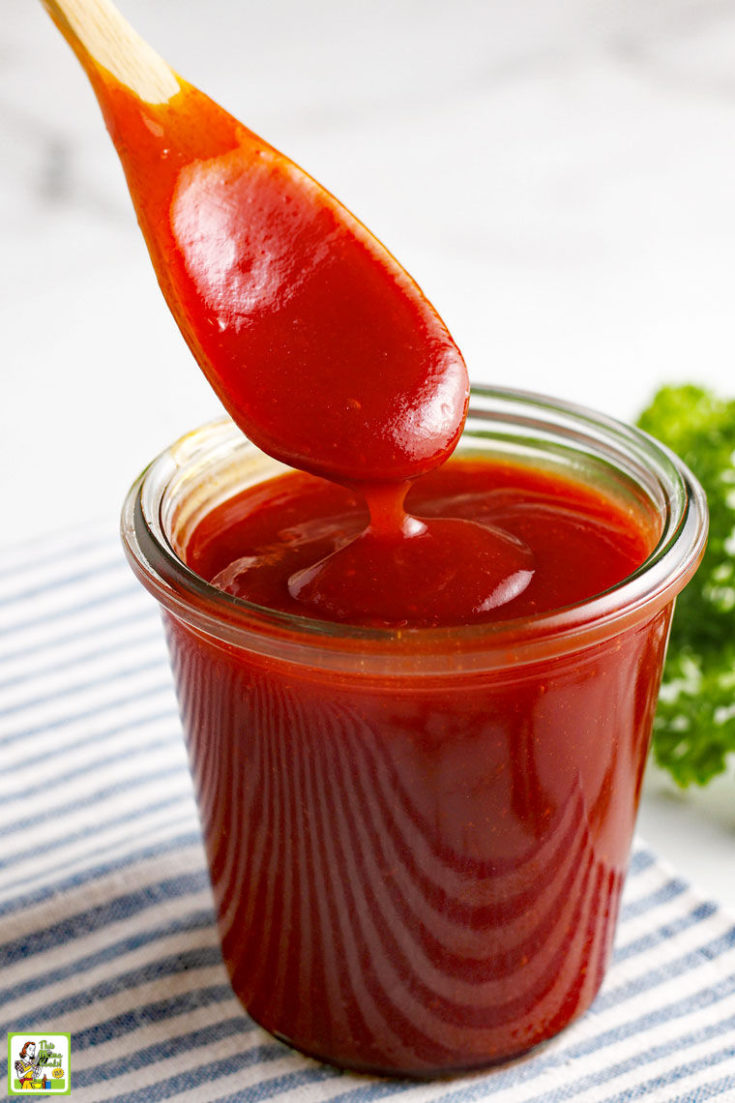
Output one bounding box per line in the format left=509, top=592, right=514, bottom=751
left=122, top=386, right=707, bottom=1077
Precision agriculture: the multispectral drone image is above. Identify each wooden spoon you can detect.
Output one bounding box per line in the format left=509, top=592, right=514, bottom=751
left=40, top=0, right=469, bottom=486
left=41, top=0, right=179, bottom=104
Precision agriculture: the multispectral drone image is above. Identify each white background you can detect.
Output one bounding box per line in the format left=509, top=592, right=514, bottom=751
left=2, top=0, right=734, bottom=906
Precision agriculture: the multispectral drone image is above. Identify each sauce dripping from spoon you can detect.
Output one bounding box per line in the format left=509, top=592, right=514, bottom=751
left=42, top=0, right=534, bottom=624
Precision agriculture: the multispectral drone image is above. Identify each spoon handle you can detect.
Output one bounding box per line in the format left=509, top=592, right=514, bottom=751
left=40, top=0, right=180, bottom=103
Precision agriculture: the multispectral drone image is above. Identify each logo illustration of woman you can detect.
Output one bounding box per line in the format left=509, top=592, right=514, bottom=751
left=14, top=1041, right=40, bottom=1090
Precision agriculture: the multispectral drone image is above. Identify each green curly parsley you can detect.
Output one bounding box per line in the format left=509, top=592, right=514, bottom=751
left=637, top=385, right=735, bottom=786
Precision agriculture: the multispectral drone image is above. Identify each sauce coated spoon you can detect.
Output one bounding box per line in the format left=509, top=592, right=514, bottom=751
left=40, top=0, right=470, bottom=487
left=42, top=0, right=535, bottom=624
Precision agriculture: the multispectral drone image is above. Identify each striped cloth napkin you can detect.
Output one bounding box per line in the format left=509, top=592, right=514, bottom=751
left=1, top=526, right=734, bottom=1103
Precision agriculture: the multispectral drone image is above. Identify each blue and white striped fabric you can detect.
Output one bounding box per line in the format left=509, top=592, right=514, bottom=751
left=1, top=526, right=734, bottom=1102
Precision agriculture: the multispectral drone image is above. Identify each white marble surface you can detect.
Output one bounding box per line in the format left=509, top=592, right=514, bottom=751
left=2, top=0, right=733, bottom=906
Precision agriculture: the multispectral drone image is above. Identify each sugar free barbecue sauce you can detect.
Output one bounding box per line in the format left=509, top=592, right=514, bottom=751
left=48, top=6, right=666, bottom=1073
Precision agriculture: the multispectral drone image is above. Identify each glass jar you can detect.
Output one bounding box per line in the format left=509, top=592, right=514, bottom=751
left=121, top=386, right=707, bottom=1076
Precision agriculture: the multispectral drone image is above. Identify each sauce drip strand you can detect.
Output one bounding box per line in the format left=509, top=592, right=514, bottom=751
left=42, top=0, right=535, bottom=626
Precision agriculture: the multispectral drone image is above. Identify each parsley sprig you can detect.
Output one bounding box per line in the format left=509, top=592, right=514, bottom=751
left=638, top=385, right=735, bottom=786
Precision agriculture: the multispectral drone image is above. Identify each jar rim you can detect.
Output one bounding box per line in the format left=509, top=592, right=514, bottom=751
left=120, top=385, right=708, bottom=673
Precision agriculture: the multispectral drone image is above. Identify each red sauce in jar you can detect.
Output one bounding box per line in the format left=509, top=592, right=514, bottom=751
left=157, top=452, right=666, bottom=1073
